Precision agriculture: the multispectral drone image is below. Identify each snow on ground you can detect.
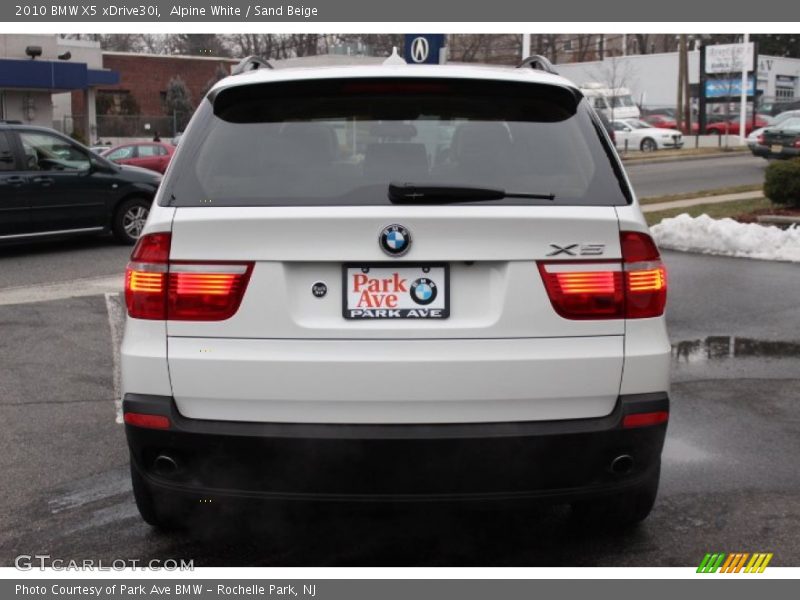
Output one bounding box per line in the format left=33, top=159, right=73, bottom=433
left=650, top=214, right=800, bottom=263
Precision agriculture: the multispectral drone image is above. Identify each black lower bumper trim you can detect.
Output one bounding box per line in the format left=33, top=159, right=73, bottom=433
left=124, top=393, right=668, bottom=501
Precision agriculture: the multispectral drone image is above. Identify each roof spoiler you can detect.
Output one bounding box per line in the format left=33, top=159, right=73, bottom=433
left=231, top=55, right=273, bottom=75
left=517, top=55, right=558, bottom=75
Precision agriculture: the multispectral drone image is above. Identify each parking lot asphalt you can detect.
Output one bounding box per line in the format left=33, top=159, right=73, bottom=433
left=0, top=248, right=797, bottom=567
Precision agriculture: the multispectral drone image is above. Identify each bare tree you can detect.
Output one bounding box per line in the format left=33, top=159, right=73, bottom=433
left=289, top=34, right=322, bottom=57
left=171, top=34, right=230, bottom=57
left=574, top=35, right=596, bottom=62
left=593, top=56, right=636, bottom=122
left=337, top=34, right=404, bottom=57
left=448, top=35, right=492, bottom=62
left=634, top=34, right=652, bottom=55
left=59, top=34, right=142, bottom=52
left=227, top=34, right=293, bottom=59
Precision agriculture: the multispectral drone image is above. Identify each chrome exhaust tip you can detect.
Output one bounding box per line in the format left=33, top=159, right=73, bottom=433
left=153, top=454, right=179, bottom=476
left=610, top=454, right=634, bottom=475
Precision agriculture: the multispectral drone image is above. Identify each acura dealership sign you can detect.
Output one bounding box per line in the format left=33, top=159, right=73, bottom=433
left=403, top=34, right=446, bottom=64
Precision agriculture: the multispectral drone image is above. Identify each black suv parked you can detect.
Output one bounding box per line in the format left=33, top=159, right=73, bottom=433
left=0, top=121, right=161, bottom=244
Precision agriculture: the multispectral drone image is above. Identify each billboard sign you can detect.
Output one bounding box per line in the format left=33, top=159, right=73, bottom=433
left=705, top=42, right=755, bottom=74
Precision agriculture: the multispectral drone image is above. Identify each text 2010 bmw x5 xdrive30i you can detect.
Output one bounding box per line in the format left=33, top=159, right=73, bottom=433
left=121, top=62, right=670, bottom=529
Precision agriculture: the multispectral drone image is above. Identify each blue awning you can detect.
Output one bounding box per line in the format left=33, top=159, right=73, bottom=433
left=0, top=58, right=119, bottom=91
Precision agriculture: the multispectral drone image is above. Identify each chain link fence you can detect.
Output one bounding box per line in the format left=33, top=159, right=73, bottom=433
left=58, top=114, right=192, bottom=142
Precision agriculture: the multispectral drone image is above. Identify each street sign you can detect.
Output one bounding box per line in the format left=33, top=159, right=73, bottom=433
left=403, top=34, right=446, bottom=64
left=705, top=42, right=755, bottom=74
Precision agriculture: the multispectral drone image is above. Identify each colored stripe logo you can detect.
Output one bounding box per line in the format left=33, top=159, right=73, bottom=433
left=697, top=552, right=773, bottom=573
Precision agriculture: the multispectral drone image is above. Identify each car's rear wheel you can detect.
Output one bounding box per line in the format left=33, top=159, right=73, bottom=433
left=640, top=138, right=657, bottom=152
left=570, top=462, right=660, bottom=528
left=113, top=197, right=152, bottom=244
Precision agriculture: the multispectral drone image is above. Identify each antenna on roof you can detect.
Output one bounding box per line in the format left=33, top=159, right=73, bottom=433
left=231, top=55, right=273, bottom=75
left=383, top=47, right=407, bottom=66
left=517, top=55, right=558, bottom=75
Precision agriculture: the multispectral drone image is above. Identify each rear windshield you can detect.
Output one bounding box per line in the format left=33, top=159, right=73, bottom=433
left=165, top=78, right=630, bottom=207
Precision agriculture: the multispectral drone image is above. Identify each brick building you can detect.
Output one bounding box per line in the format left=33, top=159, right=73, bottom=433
left=70, top=52, right=239, bottom=136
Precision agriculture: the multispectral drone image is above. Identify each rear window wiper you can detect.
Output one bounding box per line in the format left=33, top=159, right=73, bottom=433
left=388, top=182, right=555, bottom=203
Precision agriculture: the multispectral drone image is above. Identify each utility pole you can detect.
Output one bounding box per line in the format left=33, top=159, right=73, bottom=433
left=739, top=33, right=750, bottom=144
left=683, top=35, right=692, bottom=135
left=676, top=35, right=686, bottom=132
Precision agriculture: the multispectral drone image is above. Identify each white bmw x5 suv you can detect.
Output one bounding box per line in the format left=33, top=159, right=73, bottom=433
left=121, top=60, right=670, bottom=529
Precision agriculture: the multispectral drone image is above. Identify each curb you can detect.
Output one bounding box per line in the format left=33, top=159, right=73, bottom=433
left=622, top=149, right=751, bottom=167
left=641, top=192, right=764, bottom=213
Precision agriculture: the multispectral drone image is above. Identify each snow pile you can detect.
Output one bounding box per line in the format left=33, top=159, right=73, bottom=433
left=650, top=213, right=800, bottom=263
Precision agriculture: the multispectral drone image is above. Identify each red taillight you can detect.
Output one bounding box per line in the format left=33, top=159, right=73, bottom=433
left=124, top=232, right=253, bottom=321
left=539, top=231, right=667, bottom=320
left=123, top=412, right=171, bottom=430
left=757, top=134, right=765, bottom=145
left=622, top=411, right=669, bottom=429
left=167, top=265, right=252, bottom=321
left=793, top=139, right=800, bottom=149
left=620, top=231, right=667, bottom=319
left=538, top=263, right=624, bottom=319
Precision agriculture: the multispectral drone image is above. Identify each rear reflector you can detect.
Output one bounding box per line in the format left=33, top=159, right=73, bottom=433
left=125, top=233, right=253, bottom=321
left=123, top=412, right=171, bottom=430
left=622, top=411, right=669, bottom=429
left=538, top=231, right=667, bottom=320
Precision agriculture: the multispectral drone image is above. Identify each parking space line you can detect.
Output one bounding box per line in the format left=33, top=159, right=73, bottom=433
left=104, top=292, right=126, bottom=424
left=0, top=274, right=123, bottom=306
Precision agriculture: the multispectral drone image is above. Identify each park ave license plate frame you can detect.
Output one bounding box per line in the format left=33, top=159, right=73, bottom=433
left=342, top=263, right=450, bottom=319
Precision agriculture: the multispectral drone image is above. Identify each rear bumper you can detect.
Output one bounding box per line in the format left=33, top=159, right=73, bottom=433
left=124, top=392, right=668, bottom=503
left=752, top=145, right=800, bottom=159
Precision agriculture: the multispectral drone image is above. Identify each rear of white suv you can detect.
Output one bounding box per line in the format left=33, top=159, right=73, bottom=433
left=120, top=65, right=670, bottom=529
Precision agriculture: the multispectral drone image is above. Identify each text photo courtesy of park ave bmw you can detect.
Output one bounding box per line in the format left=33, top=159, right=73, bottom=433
left=0, top=0, right=799, bottom=585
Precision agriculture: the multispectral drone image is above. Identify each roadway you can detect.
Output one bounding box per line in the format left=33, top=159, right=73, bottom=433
left=625, top=153, right=766, bottom=198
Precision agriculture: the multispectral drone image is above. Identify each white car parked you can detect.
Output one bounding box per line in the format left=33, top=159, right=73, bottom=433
left=612, top=119, right=684, bottom=152
left=121, top=60, right=671, bottom=530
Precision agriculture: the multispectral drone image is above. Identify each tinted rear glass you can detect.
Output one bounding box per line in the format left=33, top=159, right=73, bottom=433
left=166, top=78, right=629, bottom=207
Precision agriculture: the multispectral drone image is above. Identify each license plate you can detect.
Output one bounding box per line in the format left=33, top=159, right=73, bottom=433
left=771, top=144, right=784, bottom=153
left=343, top=264, right=449, bottom=319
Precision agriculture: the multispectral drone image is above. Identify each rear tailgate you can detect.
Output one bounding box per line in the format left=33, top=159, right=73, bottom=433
left=159, top=73, right=632, bottom=424
left=165, top=205, right=626, bottom=423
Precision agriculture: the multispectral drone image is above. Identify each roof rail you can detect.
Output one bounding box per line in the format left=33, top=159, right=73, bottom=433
left=231, top=55, right=273, bottom=75
left=517, top=55, right=558, bottom=75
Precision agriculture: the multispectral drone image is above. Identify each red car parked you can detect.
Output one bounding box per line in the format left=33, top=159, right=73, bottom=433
left=642, top=114, right=678, bottom=130
left=704, top=114, right=772, bottom=136
left=102, top=142, right=175, bottom=174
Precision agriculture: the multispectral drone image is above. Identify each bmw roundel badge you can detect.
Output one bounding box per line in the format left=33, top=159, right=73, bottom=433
left=379, top=224, right=411, bottom=257
left=410, top=278, right=437, bottom=305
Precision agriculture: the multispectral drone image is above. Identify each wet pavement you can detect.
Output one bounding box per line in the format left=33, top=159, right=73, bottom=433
left=0, top=250, right=797, bottom=566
